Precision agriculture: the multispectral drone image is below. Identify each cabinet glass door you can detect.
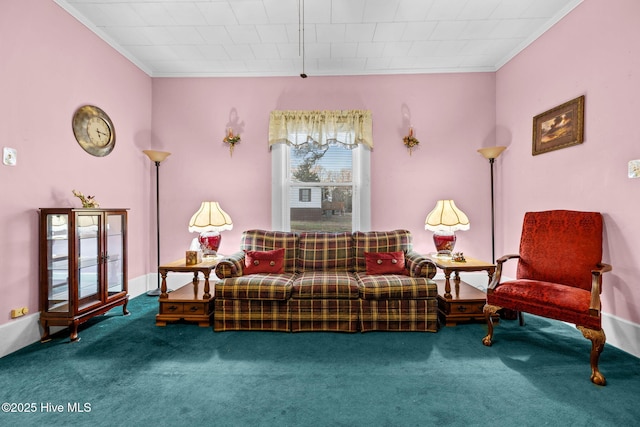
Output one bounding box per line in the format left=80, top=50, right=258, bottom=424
left=77, top=213, right=101, bottom=309
left=106, top=213, right=125, bottom=297
left=46, top=213, right=69, bottom=312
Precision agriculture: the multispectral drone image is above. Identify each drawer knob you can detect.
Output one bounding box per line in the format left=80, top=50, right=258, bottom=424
left=167, top=305, right=178, bottom=312
left=457, top=305, right=467, bottom=312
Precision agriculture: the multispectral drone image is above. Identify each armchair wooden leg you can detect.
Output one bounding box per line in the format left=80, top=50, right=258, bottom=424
left=482, top=304, right=501, bottom=346
left=577, top=326, right=607, bottom=386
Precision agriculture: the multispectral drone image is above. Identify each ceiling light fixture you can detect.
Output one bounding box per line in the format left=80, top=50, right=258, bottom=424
left=298, top=0, right=307, bottom=78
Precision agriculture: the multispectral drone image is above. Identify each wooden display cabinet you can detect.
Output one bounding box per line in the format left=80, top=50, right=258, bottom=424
left=39, top=208, right=129, bottom=342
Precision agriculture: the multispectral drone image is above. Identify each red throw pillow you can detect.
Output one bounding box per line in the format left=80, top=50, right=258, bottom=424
left=244, top=248, right=285, bottom=274
left=364, top=251, right=406, bottom=275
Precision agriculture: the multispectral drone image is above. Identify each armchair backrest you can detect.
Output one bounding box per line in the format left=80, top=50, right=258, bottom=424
left=241, top=230, right=299, bottom=273
left=516, top=210, right=603, bottom=291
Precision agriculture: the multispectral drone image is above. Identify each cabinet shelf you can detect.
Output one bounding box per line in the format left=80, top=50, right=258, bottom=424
left=39, top=208, right=130, bottom=342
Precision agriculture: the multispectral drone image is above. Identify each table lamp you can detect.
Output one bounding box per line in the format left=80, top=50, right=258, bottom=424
left=424, top=199, right=470, bottom=258
left=188, top=201, right=233, bottom=257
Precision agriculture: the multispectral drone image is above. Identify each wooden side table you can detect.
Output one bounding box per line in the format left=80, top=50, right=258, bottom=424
left=428, top=256, right=497, bottom=326
left=156, top=257, right=220, bottom=327
left=158, top=257, right=220, bottom=299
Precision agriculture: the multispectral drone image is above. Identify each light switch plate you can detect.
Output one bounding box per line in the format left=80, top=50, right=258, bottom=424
left=3, top=147, right=17, bottom=166
left=628, top=160, right=640, bottom=178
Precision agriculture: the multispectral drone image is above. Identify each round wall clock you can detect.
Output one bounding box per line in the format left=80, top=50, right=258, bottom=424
left=72, top=105, right=116, bottom=157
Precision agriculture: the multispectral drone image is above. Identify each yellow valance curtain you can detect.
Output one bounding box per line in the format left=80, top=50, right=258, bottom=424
left=268, top=110, right=373, bottom=150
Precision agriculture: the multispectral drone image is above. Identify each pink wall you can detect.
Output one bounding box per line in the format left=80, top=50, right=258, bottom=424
left=6, top=0, right=635, bottom=332
left=496, top=0, right=640, bottom=323
left=152, top=73, right=497, bottom=264
left=0, top=0, right=153, bottom=325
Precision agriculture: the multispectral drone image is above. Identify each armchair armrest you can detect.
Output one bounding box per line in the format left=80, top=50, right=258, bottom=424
left=487, top=254, right=520, bottom=291
left=214, top=251, right=245, bottom=278
left=405, top=251, right=437, bottom=279
left=589, top=263, right=612, bottom=316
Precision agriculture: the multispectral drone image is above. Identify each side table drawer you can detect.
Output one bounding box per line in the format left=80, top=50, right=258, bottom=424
left=183, top=303, right=206, bottom=315
left=160, top=302, right=184, bottom=315
left=448, top=301, right=485, bottom=315
left=156, top=281, right=215, bottom=327
left=160, top=302, right=207, bottom=315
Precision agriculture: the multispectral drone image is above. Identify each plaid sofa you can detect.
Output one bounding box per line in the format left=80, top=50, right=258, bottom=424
left=214, top=229, right=438, bottom=332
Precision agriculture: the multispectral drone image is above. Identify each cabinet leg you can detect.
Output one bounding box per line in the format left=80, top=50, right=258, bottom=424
left=122, top=298, right=130, bottom=316
left=69, top=321, right=80, bottom=342
left=40, top=320, right=51, bottom=343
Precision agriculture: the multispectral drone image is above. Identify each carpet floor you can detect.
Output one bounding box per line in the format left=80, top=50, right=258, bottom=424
left=1, top=295, right=639, bottom=426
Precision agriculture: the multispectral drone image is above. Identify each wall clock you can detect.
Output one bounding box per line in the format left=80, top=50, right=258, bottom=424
left=72, top=105, right=116, bottom=157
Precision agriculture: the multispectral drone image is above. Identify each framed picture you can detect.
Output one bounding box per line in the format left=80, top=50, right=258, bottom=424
left=532, top=95, right=584, bottom=156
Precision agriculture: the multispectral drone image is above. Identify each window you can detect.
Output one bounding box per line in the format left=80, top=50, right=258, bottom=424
left=269, top=110, right=372, bottom=232
left=299, top=188, right=311, bottom=202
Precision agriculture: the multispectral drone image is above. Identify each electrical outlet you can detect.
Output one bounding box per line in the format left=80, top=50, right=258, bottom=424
left=10, top=307, right=28, bottom=318
left=3, top=147, right=17, bottom=166
left=628, top=160, right=640, bottom=178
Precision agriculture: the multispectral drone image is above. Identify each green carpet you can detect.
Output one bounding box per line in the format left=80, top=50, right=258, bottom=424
left=1, top=295, right=639, bottom=426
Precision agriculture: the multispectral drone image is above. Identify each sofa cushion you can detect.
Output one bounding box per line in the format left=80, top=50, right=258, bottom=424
left=215, top=273, right=295, bottom=300
left=244, top=248, right=285, bottom=275
left=291, top=271, right=361, bottom=299
left=241, top=230, right=298, bottom=273
left=353, top=230, right=413, bottom=273
left=364, top=251, right=407, bottom=275
left=297, top=232, right=353, bottom=272
left=356, top=273, right=437, bottom=300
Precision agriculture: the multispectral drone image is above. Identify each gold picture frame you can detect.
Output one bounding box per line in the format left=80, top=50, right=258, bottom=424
left=532, top=95, right=584, bottom=156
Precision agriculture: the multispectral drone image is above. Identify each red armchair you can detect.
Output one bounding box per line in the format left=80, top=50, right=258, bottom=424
left=482, top=210, right=612, bottom=385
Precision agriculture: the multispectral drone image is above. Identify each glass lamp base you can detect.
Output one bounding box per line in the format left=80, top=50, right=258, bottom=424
left=198, top=231, right=221, bottom=257
left=433, top=231, right=456, bottom=257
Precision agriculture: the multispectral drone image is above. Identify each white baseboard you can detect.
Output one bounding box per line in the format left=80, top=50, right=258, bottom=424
left=0, top=274, right=182, bottom=358
left=601, top=313, right=640, bottom=358
left=2, top=273, right=638, bottom=359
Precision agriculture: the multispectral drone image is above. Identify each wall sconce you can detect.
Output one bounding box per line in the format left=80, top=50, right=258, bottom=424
left=403, top=127, right=419, bottom=155
left=223, top=128, right=240, bottom=156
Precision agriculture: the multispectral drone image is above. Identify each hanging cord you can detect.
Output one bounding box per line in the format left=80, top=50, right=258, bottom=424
left=298, top=0, right=307, bottom=78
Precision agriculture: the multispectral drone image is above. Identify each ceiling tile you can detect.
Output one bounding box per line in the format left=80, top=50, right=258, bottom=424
left=372, top=22, right=407, bottom=42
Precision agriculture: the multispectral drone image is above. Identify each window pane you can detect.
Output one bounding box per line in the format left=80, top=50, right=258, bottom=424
left=290, top=143, right=353, bottom=232
left=290, top=144, right=352, bottom=183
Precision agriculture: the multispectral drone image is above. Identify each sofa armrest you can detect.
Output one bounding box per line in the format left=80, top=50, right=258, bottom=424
left=405, top=251, right=437, bottom=279
left=215, top=251, right=245, bottom=278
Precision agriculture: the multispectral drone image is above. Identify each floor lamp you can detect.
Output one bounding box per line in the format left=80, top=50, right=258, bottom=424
left=143, top=149, right=171, bottom=296
left=477, top=146, right=506, bottom=263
